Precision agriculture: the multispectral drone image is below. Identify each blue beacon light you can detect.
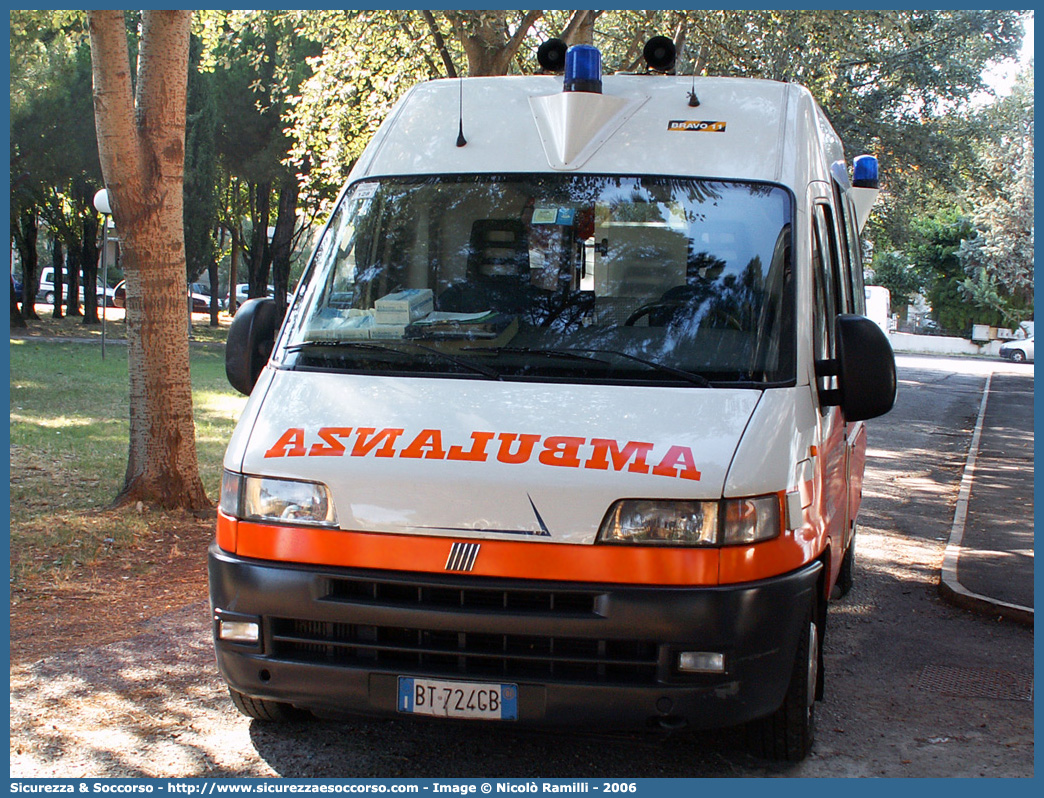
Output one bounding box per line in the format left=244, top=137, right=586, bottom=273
left=564, top=45, right=602, bottom=94
left=853, top=155, right=879, bottom=189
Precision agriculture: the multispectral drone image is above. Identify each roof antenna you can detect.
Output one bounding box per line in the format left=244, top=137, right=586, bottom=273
left=688, top=81, right=700, bottom=107
left=456, top=77, right=467, bottom=147
left=688, top=45, right=700, bottom=107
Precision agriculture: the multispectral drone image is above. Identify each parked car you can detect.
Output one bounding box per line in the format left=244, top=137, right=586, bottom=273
left=36, top=267, right=116, bottom=306
left=999, top=336, right=1034, bottom=363
left=112, top=280, right=214, bottom=312
left=224, top=282, right=251, bottom=309
left=224, top=283, right=292, bottom=309
left=918, top=318, right=940, bottom=334
left=190, top=290, right=212, bottom=313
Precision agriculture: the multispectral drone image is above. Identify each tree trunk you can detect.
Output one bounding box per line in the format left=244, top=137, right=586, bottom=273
left=448, top=10, right=543, bottom=76
left=247, top=180, right=272, bottom=297
left=562, top=10, right=601, bottom=46
left=269, top=174, right=299, bottom=322
left=51, top=237, right=64, bottom=320
left=81, top=212, right=101, bottom=324
left=13, top=207, right=41, bottom=321
left=420, top=10, right=458, bottom=78
left=207, top=255, right=220, bottom=326
left=10, top=276, right=26, bottom=327
left=65, top=239, right=82, bottom=317
left=228, top=225, right=240, bottom=314
left=88, top=9, right=209, bottom=510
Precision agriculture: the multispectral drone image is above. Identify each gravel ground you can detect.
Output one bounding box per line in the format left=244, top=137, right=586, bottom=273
left=9, top=529, right=1033, bottom=778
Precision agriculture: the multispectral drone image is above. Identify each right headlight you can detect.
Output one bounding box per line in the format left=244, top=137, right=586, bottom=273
left=597, top=495, right=781, bottom=547
left=220, top=470, right=337, bottom=527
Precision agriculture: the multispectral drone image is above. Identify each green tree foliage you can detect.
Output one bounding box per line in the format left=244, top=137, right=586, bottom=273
left=14, top=8, right=1029, bottom=335
left=287, top=10, right=464, bottom=208
left=10, top=10, right=103, bottom=322
left=280, top=10, right=1024, bottom=226
left=199, top=10, right=321, bottom=312
left=956, top=65, right=1034, bottom=325
left=906, top=211, right=981, bottom=333
left=652, top=10, right=1023, bottom=260
left=866, top=251, right=923, bottom=320
left=439, top=10, right=545, bottom=75
left=286, top=10, right=597, bottom=208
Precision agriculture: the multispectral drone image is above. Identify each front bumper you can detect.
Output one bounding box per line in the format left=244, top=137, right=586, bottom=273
left=209, top=542, right=821, bottom=730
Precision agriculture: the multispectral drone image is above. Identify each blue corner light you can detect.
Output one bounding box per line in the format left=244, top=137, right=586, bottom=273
left=853, top=155, right=879, bottom=189
left=564, top=45, right=602, bottom=94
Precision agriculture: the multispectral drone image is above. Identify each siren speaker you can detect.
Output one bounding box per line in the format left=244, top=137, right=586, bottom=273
left=537, top=38, right=568, bottom=72
left=643, top=36, right=676, bottom=72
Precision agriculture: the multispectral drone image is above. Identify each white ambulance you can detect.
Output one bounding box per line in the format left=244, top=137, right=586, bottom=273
left=211, top=40, right=895, bottom=761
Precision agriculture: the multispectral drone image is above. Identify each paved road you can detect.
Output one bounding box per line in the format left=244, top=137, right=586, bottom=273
left=9, top=356, right=1034, bottom=778
left=952, top=371, right=1034, bottom=611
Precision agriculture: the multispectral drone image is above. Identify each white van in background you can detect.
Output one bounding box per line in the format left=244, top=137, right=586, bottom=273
left=864, top=285, right=892, bottom=335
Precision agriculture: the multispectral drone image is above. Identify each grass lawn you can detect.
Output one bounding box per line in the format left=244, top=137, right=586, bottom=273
left=9, top=336, right=247, bottom=588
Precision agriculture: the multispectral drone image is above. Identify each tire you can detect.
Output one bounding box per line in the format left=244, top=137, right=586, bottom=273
left=1011, top=350, right=1026, bottom=363
left=834, top=528, right=856, bottom=599
left=228, top=687, right=300, bottom=722
left=44, top=292, right=54, bottom=305
left=746, top=599, right=819, bottom=761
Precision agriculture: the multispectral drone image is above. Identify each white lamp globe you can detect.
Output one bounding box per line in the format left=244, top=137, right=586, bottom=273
left=93, top=188, right=112, bottom=215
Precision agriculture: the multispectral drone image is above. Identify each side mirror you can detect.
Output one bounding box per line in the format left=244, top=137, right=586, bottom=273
left=830, top=314, right=897, bottom=421
left=226, top=298, right=277, bottom=395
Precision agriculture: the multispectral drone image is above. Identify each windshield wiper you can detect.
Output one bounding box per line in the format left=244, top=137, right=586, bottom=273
left=468, top=346, right=712, bottom=387
left=463, top=345, right=611, bottom=366
left=286, top=340, right=502, bottom=380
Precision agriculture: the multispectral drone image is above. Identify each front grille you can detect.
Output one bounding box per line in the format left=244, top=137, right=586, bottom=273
left=324, top=576, right=599, bottom=616
left=270, top=618, right=660, bottom=684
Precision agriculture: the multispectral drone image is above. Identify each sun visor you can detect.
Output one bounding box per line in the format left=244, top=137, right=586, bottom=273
left=529, top=91, right=647, bottom=171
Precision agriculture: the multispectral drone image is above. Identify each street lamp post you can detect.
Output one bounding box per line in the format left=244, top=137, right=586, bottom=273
left=93, top=188, right=111, bottom=360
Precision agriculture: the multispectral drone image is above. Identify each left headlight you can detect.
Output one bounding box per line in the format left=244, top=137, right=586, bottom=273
left=220, top=470, right=337, bottom=527
left=597, top=495, right=781, bottom=547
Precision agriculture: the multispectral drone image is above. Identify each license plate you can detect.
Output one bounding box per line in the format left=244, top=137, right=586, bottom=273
left=397, top=677, right=518, bottom=721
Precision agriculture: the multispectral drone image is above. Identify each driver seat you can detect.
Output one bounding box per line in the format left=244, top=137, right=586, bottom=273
left=439, top=219, right=533, bottom=313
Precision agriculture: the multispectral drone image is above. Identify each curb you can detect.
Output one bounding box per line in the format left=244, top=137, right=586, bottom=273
left=939, top=371, right=1034, bottom=627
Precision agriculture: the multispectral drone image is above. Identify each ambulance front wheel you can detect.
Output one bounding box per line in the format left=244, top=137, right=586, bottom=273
left=745, top=599, right=818, bottom=761
left=228, top=687, right=301, bottom=722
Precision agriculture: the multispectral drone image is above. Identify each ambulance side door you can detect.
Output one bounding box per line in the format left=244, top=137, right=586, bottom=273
left=832, top=181, right=870, bottom=554
left=809, top=188, right=850, bottom=584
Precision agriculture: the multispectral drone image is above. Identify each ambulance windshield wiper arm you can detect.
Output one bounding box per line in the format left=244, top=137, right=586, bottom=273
left=286, top=340, right=503, bottom=380
left=470, top=346, right=712, bottom=387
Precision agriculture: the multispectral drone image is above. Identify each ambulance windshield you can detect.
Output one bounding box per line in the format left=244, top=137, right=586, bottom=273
left=283, top=175, right=794, bottom=386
